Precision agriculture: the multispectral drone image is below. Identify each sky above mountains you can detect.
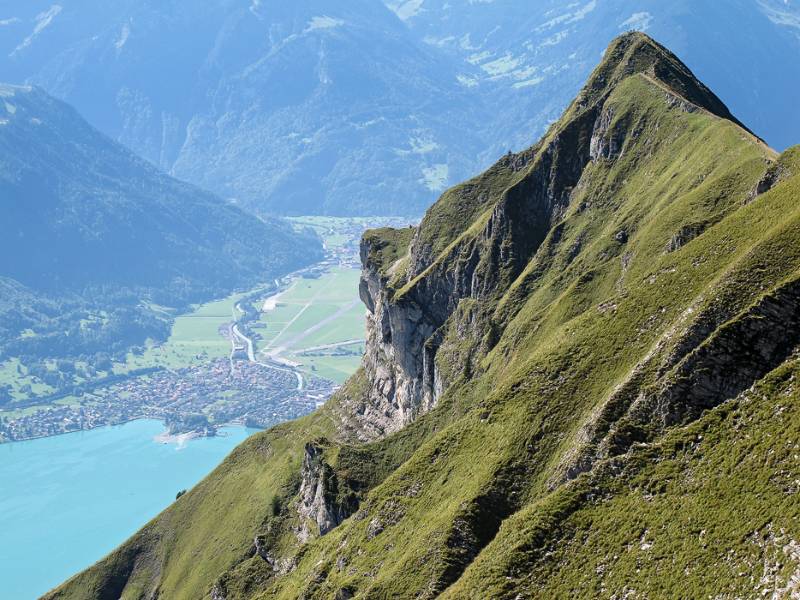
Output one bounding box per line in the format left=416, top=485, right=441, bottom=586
left=0, top=0, right=798, bottom=216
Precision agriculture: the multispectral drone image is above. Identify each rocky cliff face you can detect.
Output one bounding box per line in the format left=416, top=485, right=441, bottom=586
left=351, top=32, right=745, bottom=442
left=296, top=443, right=354, bottom=541
left=356, top=237, right=439, bottom=438
left=353, top=106, right=587, bottom=439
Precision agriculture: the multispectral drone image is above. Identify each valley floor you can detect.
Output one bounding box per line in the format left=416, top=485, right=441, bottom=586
left=0, top=217, right=412, bottom=443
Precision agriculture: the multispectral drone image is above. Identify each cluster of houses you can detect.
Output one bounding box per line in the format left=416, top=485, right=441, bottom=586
left=0, top=358, right=337, bottom=442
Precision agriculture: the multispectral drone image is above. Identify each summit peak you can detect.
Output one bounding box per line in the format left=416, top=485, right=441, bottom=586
left=569, top=32, right=749, bottom=134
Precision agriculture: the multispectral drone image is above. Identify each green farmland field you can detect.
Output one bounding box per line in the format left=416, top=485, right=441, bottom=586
left=259, top=267, right=366, bottom=383
left=120, top=291, right=247, bottom=373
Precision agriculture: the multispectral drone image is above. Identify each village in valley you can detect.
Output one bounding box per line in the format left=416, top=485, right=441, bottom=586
left=0, top=359, right=335, bottom=442
left=0, top=217, right=411, bottom=444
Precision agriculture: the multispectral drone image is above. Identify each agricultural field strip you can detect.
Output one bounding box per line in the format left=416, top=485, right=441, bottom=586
left=259, top=269, right=363, bottom=353
left=265, top=300, right=361, bottom=357
left=252, top=268, right=366, bottom=385
left=297, top=339, right=364, bottom=353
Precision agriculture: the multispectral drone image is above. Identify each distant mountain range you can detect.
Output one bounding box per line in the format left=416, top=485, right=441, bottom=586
left=0, top=83, right=321, bottom=361
left=0, top=0, right=486, bottom=216
left=389, top=0, right=800, bottom=157
left=1, top=1, right=798, bottom=216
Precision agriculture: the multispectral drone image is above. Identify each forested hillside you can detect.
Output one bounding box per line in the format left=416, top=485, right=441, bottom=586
left=0, top=84, right=321, bottom=383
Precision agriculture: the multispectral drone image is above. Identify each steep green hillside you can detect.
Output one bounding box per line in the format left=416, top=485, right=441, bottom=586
left=46, top=33, right=800, bottom=599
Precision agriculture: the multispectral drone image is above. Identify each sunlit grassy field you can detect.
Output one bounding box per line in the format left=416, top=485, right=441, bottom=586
left=120, top=292, right=247, bottom=372
left=299, top=344, right=365, bottom=383
left=258, top=267, right=366, bottom=383
left=117, top=266, right=366, bottom=383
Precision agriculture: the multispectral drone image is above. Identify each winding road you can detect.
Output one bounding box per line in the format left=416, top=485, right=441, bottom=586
left=229, top=320, right=304, bottom=391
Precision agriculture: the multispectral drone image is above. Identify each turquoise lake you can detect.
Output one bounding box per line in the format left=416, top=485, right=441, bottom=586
left=0, top=420, right=257, bottom=600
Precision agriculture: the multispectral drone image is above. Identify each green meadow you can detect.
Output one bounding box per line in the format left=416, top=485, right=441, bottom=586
left=119, top=265, right=366, bottom=383
left=120, top=292, right=248, bottom=373
left=258, top=267, right=366, bottom=383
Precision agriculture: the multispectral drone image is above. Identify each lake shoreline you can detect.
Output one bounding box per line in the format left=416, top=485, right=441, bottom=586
left=0, top=419, right=259, bottom=599
left=1, top=415, right=260, bottom=447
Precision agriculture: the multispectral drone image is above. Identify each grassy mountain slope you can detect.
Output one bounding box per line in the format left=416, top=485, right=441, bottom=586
left=46, top=33, right=800, bottom=599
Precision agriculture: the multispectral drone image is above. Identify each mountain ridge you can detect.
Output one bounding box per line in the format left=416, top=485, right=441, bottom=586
left=387, top=0, right=800, bottom=154
left=44, top=33, right=800, bottom=599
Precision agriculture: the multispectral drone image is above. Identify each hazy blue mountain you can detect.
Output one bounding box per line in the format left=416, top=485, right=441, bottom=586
left=387, top=0, right=800, bottom=157
left=0, top=0, right=487, bottom=216
left=1, top=1, right=797, bottom=216
left=0, top=83, right=319, bottom=295
left=0, top=83, right=321, bottom=360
